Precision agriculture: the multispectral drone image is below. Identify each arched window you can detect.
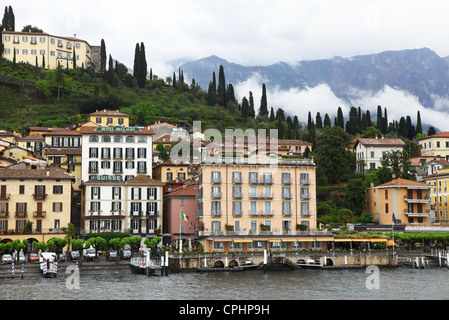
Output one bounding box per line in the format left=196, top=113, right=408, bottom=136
left=126, top=136, right=135, bottom=143
left=114, top=136, right=123, bottom=143
left=102, top=136, right=111, bottom=143
left=138, top=136, right=147, bottom=143
left=89, top=136, right=99, bottom=143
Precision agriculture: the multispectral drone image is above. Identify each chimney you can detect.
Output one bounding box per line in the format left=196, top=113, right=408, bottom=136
left=392, top=173, right=396, bottom=179
left=370, top=182, right=374, bottom=188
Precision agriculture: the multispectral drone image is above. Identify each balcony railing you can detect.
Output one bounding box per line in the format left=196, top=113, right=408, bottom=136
left=33, top=194, right=47, bottom=200
left=33, top=211, right=46, bottom=218
left=211, top=209, right=222, bottom=217
left=15, top=212, right=28, bottom=218
left=211, top=177, right=222, bottom=184
left=211, top=192, right=222, bottom=199
left=0, top=194, right=10, bottom=200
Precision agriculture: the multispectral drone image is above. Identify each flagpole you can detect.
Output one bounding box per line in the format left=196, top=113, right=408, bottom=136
left=179, top=209, right=182, bottom=254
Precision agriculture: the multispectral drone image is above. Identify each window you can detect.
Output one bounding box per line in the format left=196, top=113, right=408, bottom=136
left=137, top=148, right=146, bottom=158
left=90, top=201, right=100, bottom=212
left=113, top=161, right=122, bottom=173
left=53, top=185, right=63, bottom=194
left=180, top=199, right=185, bottom=206
left=101, top=161, right=110, bottom=169
left=125, top=148, right=134, bottom=158
left=113, top=148, right=122, bottom=158
left=53, top=202, right=63, bottom=212
left=249, top=172, right=258, bottom=184
left=138, top=136, right=147, bottom=143
left=89, top=136, right=99, bottom=143
left=89, top=147, right=98, bottom=158
left=107, top=118, right=113, bottom=124
left=282, top=172, right=291, bottom=184
left=126, top=136, right=135, bottom=143
left=19, top=185, right=25, bottom=194
left=96, top=117, right=101, bottom=124
left=137, top=162, right=147, bottom=173
left=102, top=136, right=111, bottom=143
left=101, top=148, right=110, bottom=158
left=88, top=161, right=98, bottom=173
left=232, top=172, right=242, bottom=183
left=114, top=136, right=123, bottom=143
left=125, top=161, right=134, bottom=169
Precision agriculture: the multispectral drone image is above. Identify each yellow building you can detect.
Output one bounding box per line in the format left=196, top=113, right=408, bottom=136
left=43, top=129, right=82, bottom=187
left=1, top=31, right=93, bottom=70
left=366, top=178, right=431, bottom=226
left=86, top=110, right=130, bottom=127
left=152, top=159, right=193, bottom=183
left=419, top=132, right=449, bottom=160
left=197, top=157, right=330, bottom=252
left=422, top=169, right=449, bottom=225
left=0, top=163, right=74, bottom=245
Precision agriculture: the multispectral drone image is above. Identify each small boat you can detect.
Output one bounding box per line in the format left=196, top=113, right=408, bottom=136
left=40, top=252, right=58, bottom=278
left=239, top=260, right=259, bottom=270
left=129, top=248, right=162, bottom=276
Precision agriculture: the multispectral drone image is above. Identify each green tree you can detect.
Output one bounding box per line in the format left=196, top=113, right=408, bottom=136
left=241, top=96, right=249, bottom=118
left=85, top=237, right=107, bottom=260
left=217, top=65, right=226, bottom=107
left=205, top=72, right=217, bottom=106
left=315, top=126, right=356, bottom=184
left=47, top=237, right=68, bottom=261
left=336, top=107, right=344, bottom=129
left=338, top=208, right=354, bottom=225
left=248, top=91, right=255, bottom=118
left=259, top=83, right=268, bottom=117
left=416, top=111, right=422, bottom=135
left=11, top=239, right=27, bottom=262
left=344, top=176, right=367, bottom=215
left=156, top=142, right=169, bottom=161
left=70, top=239, right=85, bottom=261
left=381, top=149, right=411, bottom=180
left=144, top=237, right=161, bottom=254
left=100, top=39, right=107, bottom=76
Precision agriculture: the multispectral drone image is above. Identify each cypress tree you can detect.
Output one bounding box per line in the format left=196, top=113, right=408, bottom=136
left=226, top=84, right=236, bottom=106
left=416, top=111, right=422, bottom=134
left=138, top=42, right=147, bottom=88
left=107, top=54, right=114, bottom=85
left=205, top=72, right=217, bottom=106
left=72, top=48, right=76, bottom=69
left=376, top=105, right=382, bottom=131
left=100, top=39, right=107, bottom=77
left=324, top=113, right=331, bottom=128
left=336, top=107, right=344, bottom=128
left=133, top=43, right=140, bottom=78
left=241, top=97, right=249, bottom=118
left=248, top=91, right=255, bottom=118
left=269, top=107, right=275, bottom=122
left=259, top=83, right=268, bottom=116
left=217, top=65, right=226, bottom=107
left=315, top=112, right=323, bottom=130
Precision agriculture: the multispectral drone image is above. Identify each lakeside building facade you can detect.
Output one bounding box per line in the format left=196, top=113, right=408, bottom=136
left=0, top=162, right=74, bottom=244
left=353, top=137, right=406, bottom=172
left=419, top=132, right=449, bottom=160
left=1, top=31, right=94, bottom=70
left=79, top=121, right=156, bottom=235
left=365, top=178, right=431, bottom=226
left=422, top=168, right=449, bottom=226
left=196, top=156, right=328, bottom=252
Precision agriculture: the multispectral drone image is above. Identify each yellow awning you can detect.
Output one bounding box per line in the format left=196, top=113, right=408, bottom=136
left=296, top=238, right=314, bottom=242
left=281, top=238, right=299, bottom=242
left=369, top=239, right=388, bottom=242
left=352, top=239, right=370, bottom=242
left=269, top=239, right=281, bottom=242
left=233, top=239, right=253, bottom=243
left=333, top=238, right=353, bottom=242
left=315, top=238, right=335, bottom=241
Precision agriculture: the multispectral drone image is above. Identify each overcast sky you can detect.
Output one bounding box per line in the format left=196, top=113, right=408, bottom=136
left=7, top=0, right=449, bottom=129
left=8, top=0, right=449, bottom=75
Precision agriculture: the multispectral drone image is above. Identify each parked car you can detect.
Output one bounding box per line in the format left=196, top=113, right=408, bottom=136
left=67, top=251, right=80, bottom=261
left=28, top=252, right=39, bottom=263
left=18, top=252, right=26, bottom=263
left=2, top=254, right=12, bottom=264
left=106, top=250, right=117, bottom=261
left=58, top=252, right=66, bottom=262
left=83, top=248, right=96, bottom=262
left=120, top=249, right=132, bottom=260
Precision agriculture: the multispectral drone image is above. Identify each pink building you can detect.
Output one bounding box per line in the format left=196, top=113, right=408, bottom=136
left=163, top=182, right=200, bottom=247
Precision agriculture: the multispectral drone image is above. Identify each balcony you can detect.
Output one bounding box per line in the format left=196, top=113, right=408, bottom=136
left=232, top=209, right=243, bottom=216
left=404, top=195, right=430, bottom=203
left=301, top=179, right=311, bottom=185
left=232, top=192, right=243, bottom=199
left=232, top=177, right=243, bottom=184
left=249, top=178, right=258, bottom=184
left=0, top=194, right=10, bottom=200
left=211, top=209, right=222, bottom=217
left=15, top=212, right=28, bottom=218
left=146, top=210, right=160, bottom=216
left=259, top=210, right=274, bottom=216
left=282, top=192, right=292, bottom=199
left=0, top=212, right=8, bottom=218
left=33, top=211, right=46, bottom=218
left=259, top=192, right=273, bottom=199
left=282, top=179, right=291, bottom=185
left=33, top=194, right=47, bottom=200
left=211, top=177, right=222, bottom=184
left=211, top=191, right=222, bottom=199
left=283, top=210, right=292, bottom=216
left=261, top=177, right=273, bottom=184
left=300, top=193, right=311, bottom=200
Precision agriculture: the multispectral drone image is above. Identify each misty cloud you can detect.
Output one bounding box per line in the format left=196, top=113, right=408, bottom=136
left=234, top=73, right=449, bottom=131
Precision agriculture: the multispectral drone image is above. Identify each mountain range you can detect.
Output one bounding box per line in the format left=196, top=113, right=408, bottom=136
left=176, top=48, right=449, bottom=110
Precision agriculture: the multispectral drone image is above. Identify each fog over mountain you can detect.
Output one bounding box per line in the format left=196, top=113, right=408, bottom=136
left=174, top=48, right=449, bottom=131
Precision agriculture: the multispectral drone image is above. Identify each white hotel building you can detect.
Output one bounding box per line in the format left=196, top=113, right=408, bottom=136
left=79, top=125, right=163, bottom=235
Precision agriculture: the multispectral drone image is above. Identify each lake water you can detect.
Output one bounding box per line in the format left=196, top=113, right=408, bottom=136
left=1, top=265, right=449, bottom=301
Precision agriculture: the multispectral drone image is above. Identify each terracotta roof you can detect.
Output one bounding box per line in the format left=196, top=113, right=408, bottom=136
left=15, top=133, right=44, bottom=141
left=355, top=138, right=405, bottom=147
left=0, top=167, right=74, bottom=180
left=125, top=175, right=164, bottom=185
left=377, top=178, right=429, bottom=188
left=44, top=130, right=80, bottom=136
left=419, top=132, right=449, bottom=140
left=165, top=183, right=199, bottom=197
left=46, top=148, right=82, bottom=155
left=78, top=126, right=155, bottom=135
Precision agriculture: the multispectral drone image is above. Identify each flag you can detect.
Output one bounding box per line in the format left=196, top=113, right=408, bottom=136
left=392, top=212, right=396, bottom=224
left=180, top=211, right=189, bottom=222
